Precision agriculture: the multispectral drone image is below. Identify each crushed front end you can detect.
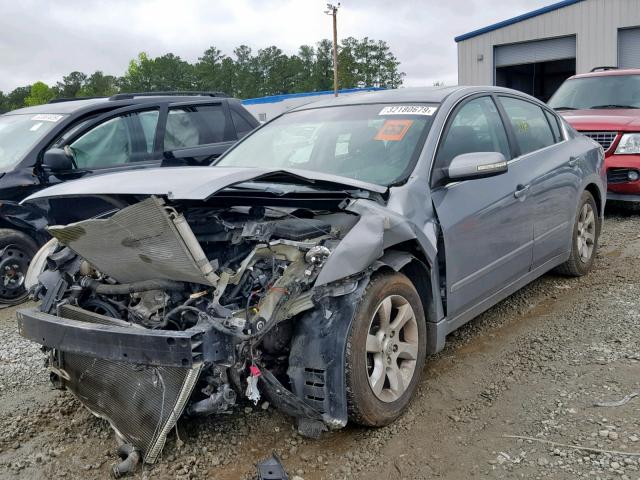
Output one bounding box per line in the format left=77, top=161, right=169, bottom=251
left=17, top=194, right=369, bottom=463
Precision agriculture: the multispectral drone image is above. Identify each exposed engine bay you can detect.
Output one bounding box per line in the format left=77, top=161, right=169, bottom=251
left=18, top=195, right=370, bottom=466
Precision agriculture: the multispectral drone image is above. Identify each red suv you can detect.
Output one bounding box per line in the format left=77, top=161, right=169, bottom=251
left=549, top=68, right=640, bottom=203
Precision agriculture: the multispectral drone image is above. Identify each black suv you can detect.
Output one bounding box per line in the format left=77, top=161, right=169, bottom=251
left=0, top=92, right=259, bottom=304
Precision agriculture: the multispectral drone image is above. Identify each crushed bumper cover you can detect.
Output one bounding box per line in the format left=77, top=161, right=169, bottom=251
left=16, top=305, right=233, bottom=463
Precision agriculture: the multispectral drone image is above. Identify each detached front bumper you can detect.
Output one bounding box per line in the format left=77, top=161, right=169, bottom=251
left=16, top=305, right=232, bottom=367
left=606, top=153, right=640, bottom=202
left=16, top=305, right=233, bottom=463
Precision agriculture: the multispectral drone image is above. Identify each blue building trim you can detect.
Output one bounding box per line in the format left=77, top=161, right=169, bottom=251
left=241, top=87, right=385, bottom=105
left=454, top=0, right=584, bottom=43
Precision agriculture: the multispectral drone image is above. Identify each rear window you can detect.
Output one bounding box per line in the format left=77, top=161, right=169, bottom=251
left=164, top=104, right=228, bottom=150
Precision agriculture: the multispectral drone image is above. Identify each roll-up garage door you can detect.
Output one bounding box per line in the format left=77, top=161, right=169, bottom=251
left=618, top=27, right=640, bottom=68
left=495, top=36, right=576, bottom=67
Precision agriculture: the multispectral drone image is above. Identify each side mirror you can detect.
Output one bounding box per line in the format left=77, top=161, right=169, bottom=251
left=42, top=148, right=74, bottom=173
left=447, top=152, right=508, bottom=181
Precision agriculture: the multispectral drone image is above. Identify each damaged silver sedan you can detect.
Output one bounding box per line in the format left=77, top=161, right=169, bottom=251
left=16, top=86, right=605, bottom=471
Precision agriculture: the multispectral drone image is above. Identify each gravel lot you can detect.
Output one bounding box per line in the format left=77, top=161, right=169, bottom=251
left=1, top=206, right=639, bottom=480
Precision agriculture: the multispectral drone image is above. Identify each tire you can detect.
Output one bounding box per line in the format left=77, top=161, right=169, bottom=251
left=346, top=272, right=427, bottom=427
left=555, top=191, right=600, bottom=277
left=0, top=229, right=39, bottom=305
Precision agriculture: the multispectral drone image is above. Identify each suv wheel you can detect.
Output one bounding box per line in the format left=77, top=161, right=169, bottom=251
left=345, top=272, right=426, bottom=426
left=0, top=229, right=39, bottom=305
left=556, top=191, right=600, bottom=276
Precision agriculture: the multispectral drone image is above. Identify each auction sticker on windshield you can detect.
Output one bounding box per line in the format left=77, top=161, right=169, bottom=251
left=379, top=105, right=437, bottom=116
left=31, top=114, right=64, bottom=122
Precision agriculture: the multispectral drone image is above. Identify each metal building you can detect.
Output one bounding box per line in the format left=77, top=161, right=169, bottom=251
left=456, top=0, right=640, bottom=101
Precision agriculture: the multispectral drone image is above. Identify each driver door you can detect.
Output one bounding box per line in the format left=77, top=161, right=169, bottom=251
left=431, top=95, right=534, bottom=321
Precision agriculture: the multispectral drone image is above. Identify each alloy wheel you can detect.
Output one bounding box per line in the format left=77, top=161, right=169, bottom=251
left=365, top=294, right=419, bottom=403
left=576, top=202, right=596, bottom=263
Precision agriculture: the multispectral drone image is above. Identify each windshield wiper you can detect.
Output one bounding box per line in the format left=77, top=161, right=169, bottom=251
left=589, top=104, right=638, bottom=109
left=552, top=106, right=577, bottom=110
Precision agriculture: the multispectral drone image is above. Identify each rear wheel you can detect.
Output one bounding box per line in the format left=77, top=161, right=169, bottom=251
left=0, top=229, right=39, bottom=305
left=556, top=191, right=600, bottom=277
left=345, top=272, right=426, bottom=426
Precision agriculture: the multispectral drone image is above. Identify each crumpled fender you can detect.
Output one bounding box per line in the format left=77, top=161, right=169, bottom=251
left=315, top=198, right=438, bottom=286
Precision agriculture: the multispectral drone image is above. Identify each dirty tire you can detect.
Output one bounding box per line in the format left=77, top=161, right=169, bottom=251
left=0, top=229, right=39, bottom=305
left=555, top=191, right=600, bottom=277
left=346, top=272, right=426, bottom=427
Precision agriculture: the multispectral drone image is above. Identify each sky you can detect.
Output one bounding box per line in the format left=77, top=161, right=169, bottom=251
left=0, top=0, right=554, bottom=93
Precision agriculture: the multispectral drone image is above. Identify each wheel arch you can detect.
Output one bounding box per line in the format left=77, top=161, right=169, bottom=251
left=375, top=242, right=445, bottom=354
left=584, top=182, right=603, bottom=218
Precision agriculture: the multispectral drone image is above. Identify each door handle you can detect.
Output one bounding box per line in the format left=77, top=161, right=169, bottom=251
left=568, top=156, right=581, bottom=167
left=514, top=184, right=530, bottom=199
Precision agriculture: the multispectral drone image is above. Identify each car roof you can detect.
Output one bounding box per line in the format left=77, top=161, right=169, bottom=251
left=4, top=95, right=233, bottom=116
left=570, top=68, right=640, bottom=79
left=291, top=86, right=461, bottom=111
left=290, top=86, right=540, bottom=112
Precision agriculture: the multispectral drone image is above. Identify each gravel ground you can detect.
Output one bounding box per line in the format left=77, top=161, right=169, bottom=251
left=0, top=206, right=639, bottom=480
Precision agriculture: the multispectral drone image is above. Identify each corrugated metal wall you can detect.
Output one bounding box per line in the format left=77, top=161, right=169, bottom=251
left=458, top=0, right=640, bottom=85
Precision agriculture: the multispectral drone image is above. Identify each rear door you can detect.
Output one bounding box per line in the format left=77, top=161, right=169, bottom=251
left=497, top=95, right=580, bottom=269
left=431, top=95, right=533, bottom=319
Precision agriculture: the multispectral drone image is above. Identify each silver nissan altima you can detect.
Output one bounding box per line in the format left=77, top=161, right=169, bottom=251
left=17, top=86, right=605, bottom=470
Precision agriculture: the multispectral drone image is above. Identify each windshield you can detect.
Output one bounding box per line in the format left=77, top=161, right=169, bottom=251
left=215, top=104, right=436, bottom=186
left=549, top=75, right=640, bottom=110
left=0, top=113, right=66, bottom=170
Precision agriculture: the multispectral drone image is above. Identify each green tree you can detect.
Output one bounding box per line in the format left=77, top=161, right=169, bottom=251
left=312, top=39, right=334, bottom=91
left=6, top=86, right=31, bottom=110
left=233, top=45, right=260, bottom=98
left=6, top=36, right=405, bottom=105
left=55, top=71, right=87, bottom=98
left=0, top=92, right=8, bottom=113
left=79, top=71, right=119, bottom=97
left=24, top=82, right=54, bottom=106
left=118, top=52, right=195, bottom=92
left=195, top=46, right=227, bottom=92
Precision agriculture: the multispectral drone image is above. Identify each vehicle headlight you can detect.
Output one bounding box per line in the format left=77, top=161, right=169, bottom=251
left=615, top=133, right=640, bottom=154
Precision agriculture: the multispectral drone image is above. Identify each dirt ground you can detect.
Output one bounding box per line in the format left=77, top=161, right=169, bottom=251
left=1, top=205, right=639, bottom=480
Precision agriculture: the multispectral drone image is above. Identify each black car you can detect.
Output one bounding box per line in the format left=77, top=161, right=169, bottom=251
left=0, top=92, right=259, bottom=304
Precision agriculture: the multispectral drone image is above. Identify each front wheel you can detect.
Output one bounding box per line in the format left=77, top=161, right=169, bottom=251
left=0, top=229, right=39, bottom=305
left=345, top=272, right=427, bottom=427
left=556, top=191, right=600, bottom=277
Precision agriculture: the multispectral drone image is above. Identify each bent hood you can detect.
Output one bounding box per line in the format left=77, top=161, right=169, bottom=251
left=560, top=109, right=640, bottom=131
left=22, top=166, right=386, bottom=204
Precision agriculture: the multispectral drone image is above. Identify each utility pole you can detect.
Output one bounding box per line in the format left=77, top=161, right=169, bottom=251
left=325, top=3, right=340, bottom=96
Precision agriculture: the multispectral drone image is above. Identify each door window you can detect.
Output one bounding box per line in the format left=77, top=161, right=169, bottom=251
left=544, top=110, right=563, bottom=142
left=68, top=110, right=159, bottom=169
left=434, top=96, right=510, bottom=184
left=164, top=104, right=227, bottom=150
left=499, top=97, right=556, bottom=155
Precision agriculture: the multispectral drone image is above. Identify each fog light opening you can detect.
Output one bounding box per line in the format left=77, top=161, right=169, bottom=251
left=628, top=170, right=639, bottom=182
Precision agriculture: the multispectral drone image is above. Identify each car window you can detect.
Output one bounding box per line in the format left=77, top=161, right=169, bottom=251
left=0, top=113, right=68, bottom=170
left=68, top=110, right=159, bottom=169
left=435, top=96, right=510, bottom=172
left=499, top=97, right=556, bottom=155
left=544, top=110, right=562, bottom=142
left=164, top=104, right=227, bottom=150
left=230, top=109, right=255, bottom=138
left=548, top=74, right=640, bottom=110
left=216, top=104, right=435, bottom=186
